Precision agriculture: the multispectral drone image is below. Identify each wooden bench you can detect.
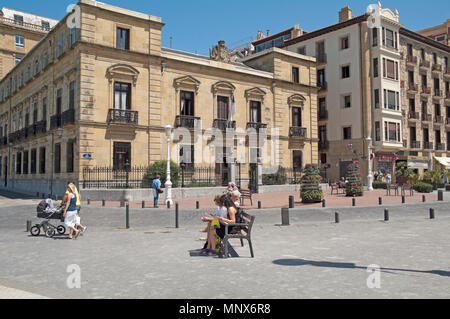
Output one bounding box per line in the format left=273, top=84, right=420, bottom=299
left=239, top=189, right=253, bottom=206
left=219, top=212, right=255, bottom=259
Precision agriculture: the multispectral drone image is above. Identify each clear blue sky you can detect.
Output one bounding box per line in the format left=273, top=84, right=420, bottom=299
left=3, top=0, right=449, bottom=55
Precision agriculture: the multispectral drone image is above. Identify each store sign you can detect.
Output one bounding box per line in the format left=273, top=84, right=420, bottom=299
left=377, top=154, right=396, bottom=162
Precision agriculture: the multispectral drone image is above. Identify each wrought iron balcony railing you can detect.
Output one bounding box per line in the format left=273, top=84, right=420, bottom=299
left=175, top=115, right=201, bottom=129
left=436, top=143, right=445, bottom=151
left=107, top=109, right=139, bottom=125
left=422, top=113, right=432, bottom=122
left=316, top=53, right=327, bottom=64
left=420, top=60, right=430, bottom=68
left=410, top=141, right=421, bottom=149
left=50, top=115, right=61, bottom=130
left=35, top=121, right=47, bottom=134
left=62, top=109, right=75, bottom=125
left=434, top=115, right=444, bottom=124
left=318, top=108, right=328, bottom=120
left=424, top=141, right=433, bottom=150
left=212, top=119, right=236, bottom=131
left=289, top=126, right=307, bottom=138
left=408, top=83, right=418, bottom=92
left=406, top=55, right=417, bottom=65
left=319, top=140, right=329, bottom=150
left=408, top=112, right=419, bottom=120
left=432, top=64, right=442, bottom=72
left=318, top=81, right=327, bottom=91
left=247, top=122, right=268, bottom=132
left=421, top=86, right=431, bottom=95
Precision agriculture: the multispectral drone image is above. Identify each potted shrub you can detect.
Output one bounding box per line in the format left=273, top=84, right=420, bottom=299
left=423, top=171, right=443, bottom=190
left=413, top=182, right=433, bottom=193
left=345, top=161, right=364, bottom=197
left=301, top=164, right=324, bottom=203
left=395, top=161, right=414, bottom=186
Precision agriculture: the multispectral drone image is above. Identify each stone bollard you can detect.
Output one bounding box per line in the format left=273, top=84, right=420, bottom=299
left=384, top=209, right=389, bottom=222
left=289, top=196, right=295, bottom=209
left=175, top=202, right=179, bottom=229
left=335, top=212, right=340, bottom=224
left=26, top=220, right=32, bottom=232
left=430, top=208, right=435, bottom=220
left=281, top=208, right=290, bottom=226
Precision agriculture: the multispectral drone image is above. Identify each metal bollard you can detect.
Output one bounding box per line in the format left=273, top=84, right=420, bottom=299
left=322, top=199, right=326, bottom=208
left=335, top=212, right=340, bottom=224
left=281, top=208, right=290, bottom=226
left=422, top=195, right=426, bottom=203
left=196, top=201, right=200, bottom=210
left=26, top=220, right=32, bottom=232
left=352, top=198, right=356, bottom=207
left=379, top=197, right=382, bottom=205
left=438, top=190, right=443, bottom=201
left=42, top=194, right=46, bottom=199
left=126, top=203, right=130, bottom=229
left=120, top=200, right=125, bottom=208
left=87, top=199, right=90, bottom=205
left=402, top=195, right=405, bottom=204
left=102, top=200, right=105, bottom=207
left=167, top=201, right=171, bottom=209
left=430, top=208, right=435, bottom=220
left=142, top=201, right=145, bottom=209
left=289, top=196, right=294, bottom=209
left=384, top=209, right=389, bottom=222
left=258, top=201, right=262, bottom=209
left=36, top=192, right=39, bottom=198
left=175, top=202, right=179, bottom=229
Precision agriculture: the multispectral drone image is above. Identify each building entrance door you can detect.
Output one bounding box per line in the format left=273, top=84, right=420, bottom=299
left=215, top=147, right=231, bottom=186
left=4, top=156, right=7, bottom=187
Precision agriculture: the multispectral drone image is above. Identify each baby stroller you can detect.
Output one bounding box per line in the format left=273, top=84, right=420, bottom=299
left=30, top=199, right=66, bottom=238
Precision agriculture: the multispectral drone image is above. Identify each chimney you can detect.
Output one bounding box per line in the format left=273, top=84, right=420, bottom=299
left=267, top=30, right=270, bottom=37
left=339, top=6, right=353, bottom=23
left=291, top=24, right=302, bottom=38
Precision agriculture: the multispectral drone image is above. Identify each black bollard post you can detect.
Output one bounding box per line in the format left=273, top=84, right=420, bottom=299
left=289, top=196, right=294, bottom=209
left=142, top=201, right=145, bottom=209
left=175, top=203, right=179, bottom=229
left=422, top=195, right=426, bottom=203
left=87, top=199, right=91, bottom=205
left=36, top=192, right=39, bottom=198
left=102, top=200, right=105, bottom=207
left=167, top=201, right=171, bottom=209
left=352, top=198, right=356, bottom=207
left=430, top=208, right=435, bottom=220
left=42, top=193, right=46, bottom=199
left=281, top=208, right=290, bottom=226
left=335, top=212, right=340, bottom=224
left=258, top=201, right=262, bottom=209
left=322, top=199, right=326, bottom=208
left=120, top=200, right=125, bottom=208
left=384, top=209, right=389, bottom=222
left=402, top=195, right=405, bottom=204
left=379, top=197, right=382, bottom=205
left=26, top=220, right=31, bottom=232
left=196, top=201, right=200, bottom=210
left=126, top=203, right=130, bottom=229
left=438, top=190, right=443, bottom=201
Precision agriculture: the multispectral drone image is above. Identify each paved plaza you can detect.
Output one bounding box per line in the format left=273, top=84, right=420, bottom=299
left=0, top=189, right=449, bottom=299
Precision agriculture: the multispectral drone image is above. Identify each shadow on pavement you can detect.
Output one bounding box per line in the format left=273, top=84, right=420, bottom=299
left=272, top=259, right=450, bottom=277
left=0, top=189, right=37, bottom=200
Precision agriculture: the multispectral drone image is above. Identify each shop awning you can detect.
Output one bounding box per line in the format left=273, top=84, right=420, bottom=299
left=408, top=160, right=429, bottom=169
left=434, top=157, right=450, bottom=169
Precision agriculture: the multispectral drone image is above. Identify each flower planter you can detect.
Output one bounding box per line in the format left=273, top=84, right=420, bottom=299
left=345, top=161, right=364, bottom=197
left=301, top=164, right=324, bottom=203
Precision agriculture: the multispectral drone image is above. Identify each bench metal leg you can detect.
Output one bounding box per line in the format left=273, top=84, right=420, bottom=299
left=240, top=238, right=244, bottom=247
left=247, top=237, right=254, bottom=258
left=223, top=236, right=229, bottom=259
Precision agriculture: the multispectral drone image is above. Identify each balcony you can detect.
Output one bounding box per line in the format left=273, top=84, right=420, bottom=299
left=317, top=81, right=327, bottom=91
left=406, top=55, right=418, bottom=66
left=62, top=109, right=75, bottom=126
left=432, top=64, right=442, bottom=73
left=424, top=141, right=433, bottom=150
left=289, top=126, right=307, bottom=138
left=316, top=53, right=327, bottom=64
left=410, top=141, right=421, bottom=149
left=0, top=16, right=51, bottom=33
left=436, top=143, right=445, bottom=151
left=408, top=83, right=418, bottom=93
left=434, top=89, right=442, bottom=98
left=419, top=59, right=430, bottom=69
left=35, top=121, right=47, bottom=134
left=175, top=115, right=201, bottom=129
left=212, top=119, right=236, bottom=131
left=444, top=68, right=450, bottom=79
left=408, top=112, right=420, bottom=120
left=434, top=115, right=444, bottom=124
left=107, top=109, right=139, bottom=126
left=422, top=113, right=432, bottom=122
left=446, top=118, right=450, bottom=126
left=318, top=140, right=329, bottom=150
left=421, top=86, right=431, bottom=95
left=318, top=108, right=328, bottom=120
left=26, top=125, right=36, bottom=137
left=0, top=136, right=7, bottom=146
left=247, top=122, right=268, bottom=133
left=50, top=115, right=62, bottom=130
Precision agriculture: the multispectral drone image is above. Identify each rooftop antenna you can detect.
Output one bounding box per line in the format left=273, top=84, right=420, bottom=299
left=170, top=36, right=173, bottom=49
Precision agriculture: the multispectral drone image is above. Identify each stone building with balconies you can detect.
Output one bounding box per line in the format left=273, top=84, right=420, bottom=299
left=0, top=0, right=317, bottom=195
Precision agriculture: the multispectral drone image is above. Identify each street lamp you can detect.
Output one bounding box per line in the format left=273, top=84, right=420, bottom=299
left=367, top=137, right=373, bottom=191
left=165, top=125, right=173, bottom=206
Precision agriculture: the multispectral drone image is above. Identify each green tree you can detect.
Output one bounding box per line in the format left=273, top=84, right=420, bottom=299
left=142, top=161, right=180, bottom=188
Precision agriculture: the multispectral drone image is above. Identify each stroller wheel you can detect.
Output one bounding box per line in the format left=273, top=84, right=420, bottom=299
left=30, top=226, right=41, bottom=237
left=57, top=225, right=66, bottom=235
left=45, top=228, right=56, bottom=238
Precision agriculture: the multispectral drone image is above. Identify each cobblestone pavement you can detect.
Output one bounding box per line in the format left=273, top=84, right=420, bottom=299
left=0, top=190, right=449, bottom=299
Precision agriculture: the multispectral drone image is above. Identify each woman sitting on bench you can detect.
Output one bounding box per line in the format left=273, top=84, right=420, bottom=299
left=201, top=195, right=238, bottom=256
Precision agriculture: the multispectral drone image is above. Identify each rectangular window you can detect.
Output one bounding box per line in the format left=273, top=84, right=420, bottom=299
left=70, top=28, right=76, bottom=46
left=15, top=35, right=25, bottom=48
left=384, top=59, right=398, bottom=80
left=374, top=89, right=380, bottom=109
left=373, top=58, right=379, bottom=78
left=42, top=21, right=50, bottom=31
left=117, top=28, right=130, bottom=50
left=33, top=103, right=38, bottom=124
left=69, top=81, right=75, bottom=109
left=421, top=48, right=425, bottom=60
left=320, top=153, right=327, bottom=165
left=385, top=29, right=395, bottom=48
left=423, top=128, right=429, bottom=142
left=39, top=147, right=46, bottom=174
left=23, top=151, right=29, bottom=175
left=66, top=142, right=74, bottom=173
left=435, top=104, right=441, bottom=117
left=372, top=28, right=378, bottom=47
left=292, top=107, right=302, bottom=127
left=113, top=142, right=131, bottom=170
left=343, top=127, right=352, bottom=140
left=42, top=97, right=47, bottom=121
left=409, top=99, right=415, bottom=112
left=384, top=90, right=398, bottom=110
left=54, top=143, right=61, bottom=174
left=56, top=89, right=62, bottom=118
left=341, top=36, right=349, bottom=50
left=433, top=53, right=437, bottom=65
left=30, top=149, right=37, bottom=174
left=250, top=101, right=261, bottom=123
left=16, top=153, right=22, bottom=174
left=14, top=15, right=24, bottom=25
left=297, top=47, right=306, bottom=55
left=181, top=91, right=195, bottom=117
left=293, top=151, right=303, bottom=170
left=217, top=96, right=229, bottom=120
left=57, top=37, right=63, bottom=57
left=342, top=65, right=350, bottom=79
left=317, top=69, right=326, bottom=86
left=385, top=122, right=400, bottom=142
left=343, top=95, right=351, bottom=108
left=15, top=56, right=22, bottom=65
left=375, top=121, right=381, bottom=141
left=114, top=82, right=131, bottom=110
left=292, top=67, right=299, bottom=83
left=180, top=145, right=195, bottom=168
